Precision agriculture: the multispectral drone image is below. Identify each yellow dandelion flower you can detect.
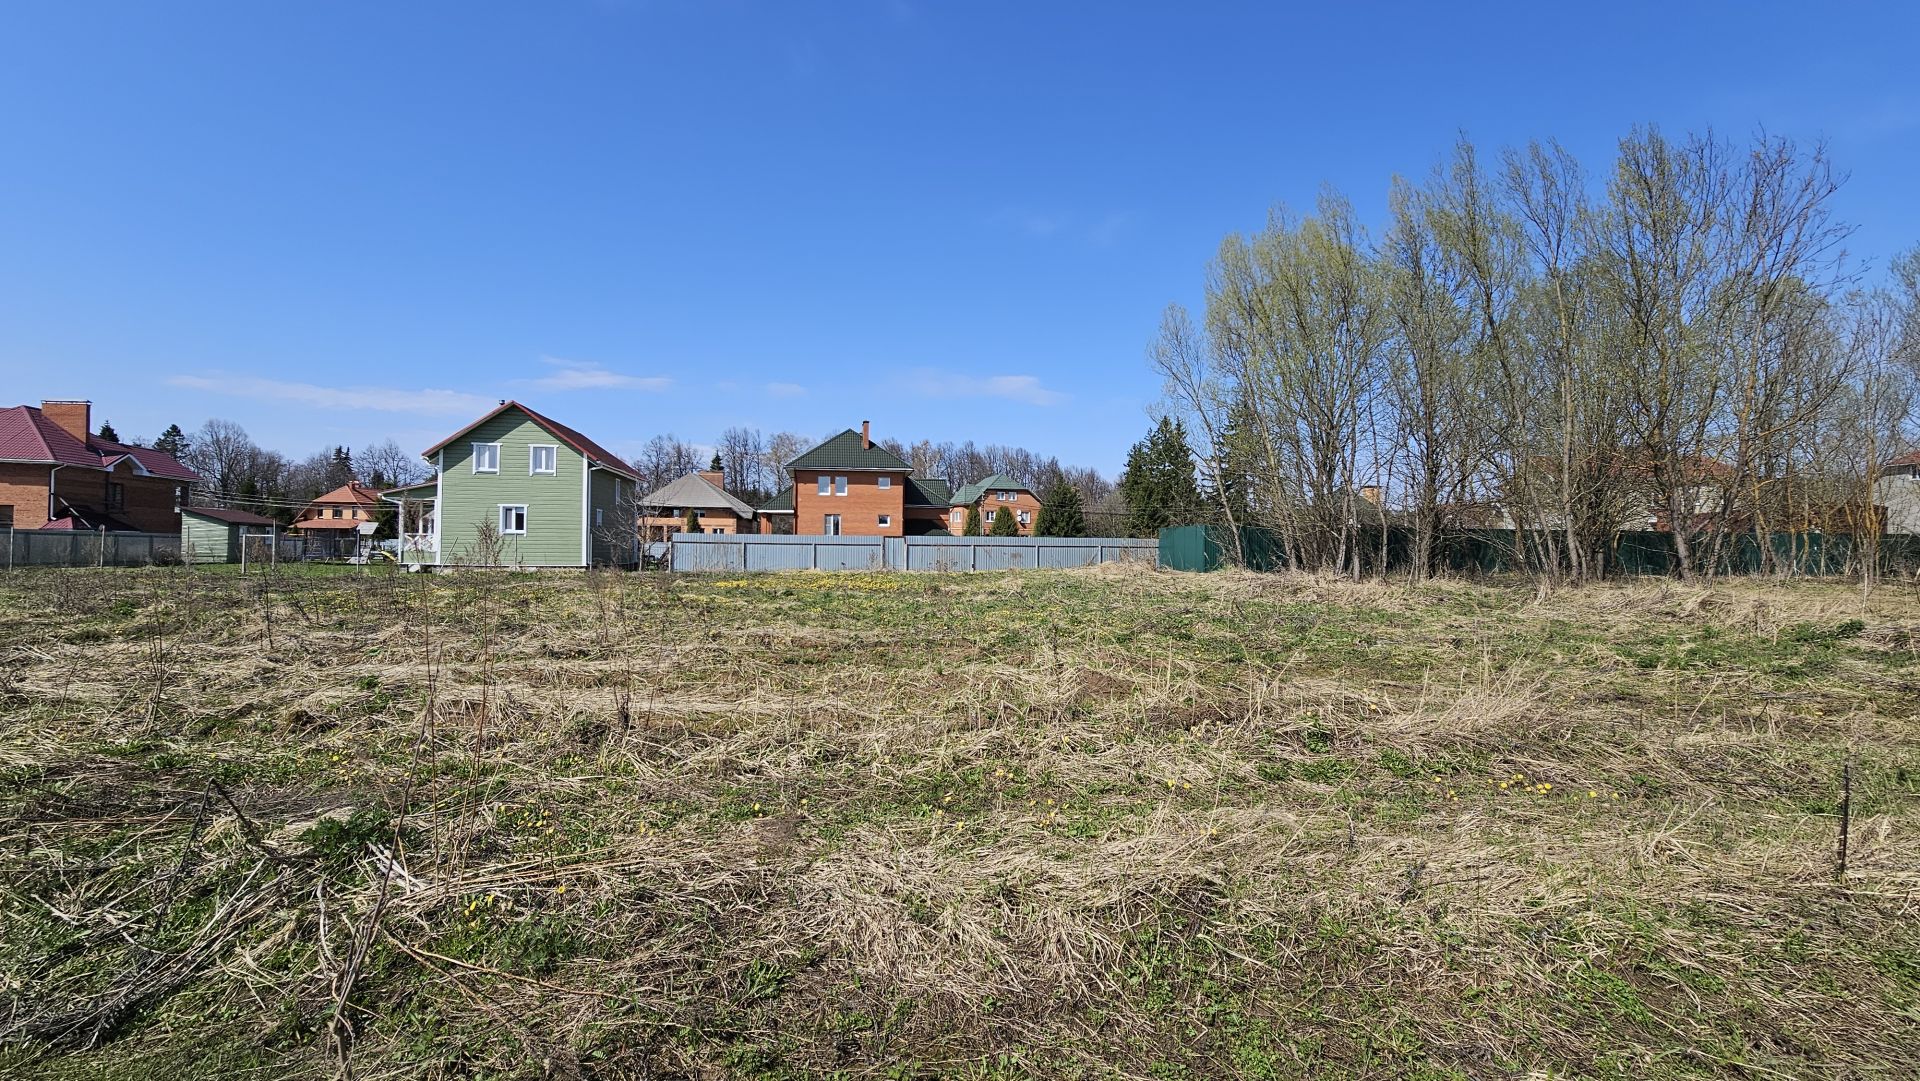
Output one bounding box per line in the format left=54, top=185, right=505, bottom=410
left=1539, top=783, right=1551, bottom=792
left=555, top=885, right=567, bottom=894
left=1587, top=790, right=1598, bottom=799
left=1500, top=781, right=1510, bottom=790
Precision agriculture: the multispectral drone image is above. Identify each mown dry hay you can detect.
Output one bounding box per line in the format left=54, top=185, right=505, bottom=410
left=1, top=563, right=1917, bottom=1079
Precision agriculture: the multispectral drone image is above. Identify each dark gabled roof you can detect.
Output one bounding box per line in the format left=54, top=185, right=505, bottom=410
left=640, top=472, right=756, bottom=517
left=903, top=476, right=952, bottom=507
left=903, top=519, right=953, bottom=537
left=420, top=401, right=639, bottom=481
left=183, top=506, right=279, bottom=526
left=787, top=429, right=911, bottom=473
left=757, top=486, right=794, bottom=513
left=0, top=405, right=201, bottom=483
left=953, top=473, right=1031, bottom=506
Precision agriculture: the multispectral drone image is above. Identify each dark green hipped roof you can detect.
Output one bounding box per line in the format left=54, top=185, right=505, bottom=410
left=787, top=429, right=911, bottom=472
left=903, top=476, right=952, bottom=507
left=757, top=486, right=794, bottom=512
left=953, top=473, right=1031, bottom=506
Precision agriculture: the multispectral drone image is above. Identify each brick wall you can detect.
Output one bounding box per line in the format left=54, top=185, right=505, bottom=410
left=975, top=488, right=1043, bottom=536
left=792, top=469, right=907, bottom=536
left=53, top=460, right=185, bottom=532
left=0, top=463, right=53, bottom=528
left=641, top=508, right=747, bottom=540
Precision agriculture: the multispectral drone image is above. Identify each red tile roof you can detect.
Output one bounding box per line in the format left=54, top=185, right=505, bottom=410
left=1887, top=449, right=1920, bottom=469
left=419, top=401, right=639, bottom=481
left=0, top=405, right=201, bottom=482
left=304, top=481, right=384, bottom=507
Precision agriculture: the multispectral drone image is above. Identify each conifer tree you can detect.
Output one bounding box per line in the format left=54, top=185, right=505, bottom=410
left=682, top=507, right=700, bottom=534
left=962, top=505, right=983, bottom=536
left=96, top=420, right=119, bottom=443
left=1034, top=482, right=1087, bottom=537
left=1119, top=417, right=1201, bottom=536
left=152, top=424, right=189, bottom=459
left=989, top=504, right=1020, bottom=535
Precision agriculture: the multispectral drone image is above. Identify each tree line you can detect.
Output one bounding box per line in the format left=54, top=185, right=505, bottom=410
left=1148, top=127, right=1919, bottom=582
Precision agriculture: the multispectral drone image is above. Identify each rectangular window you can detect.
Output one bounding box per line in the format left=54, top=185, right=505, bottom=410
left=498, top=504, right=527, bottom=535
left=0, top=505, right=12, bottom=528
left=877, top=514, right=891, bottom=527
left=529, top=445, right=557, bottom=475
left=330, top=507, right=341, bottom=519
left=985, top=510, right=996, bottom=523
left=594, top=508, right=603, bottom=527
left=823, top=513, right=842, bottom=536
left=951, top=510, right=961, bottom=523
left=472, top=443, right=501, bottom=474
left=1018, top=510, right=1031, bottom=525
left=876, top=476, right=891, bottom=489
left=817, top=475, right=831, bottom=496
left=834, top=475, right=848, bottom=496
left=106, top=482, right=125, bottom=511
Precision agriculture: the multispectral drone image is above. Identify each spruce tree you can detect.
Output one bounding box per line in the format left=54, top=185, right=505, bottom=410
left=1035, top=482, right=1087, bottom=537
left=962, top=505, right=983, bottom=536
left=1119, top=417, right=1201, bottom=537
left=96, top=420, right=119, bottom=443
left=989, top=504, right=1020, bottom=536
left=682, top=507, right=700, bottom=534
left=153, top=424, right=189, bottom=459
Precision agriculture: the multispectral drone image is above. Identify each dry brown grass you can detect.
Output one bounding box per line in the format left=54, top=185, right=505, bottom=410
left=1, top=563, right=1917, bottom=1079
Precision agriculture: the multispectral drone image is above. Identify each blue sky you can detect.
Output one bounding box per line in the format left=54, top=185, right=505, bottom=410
left=2, top=2, right=1917, bottom=476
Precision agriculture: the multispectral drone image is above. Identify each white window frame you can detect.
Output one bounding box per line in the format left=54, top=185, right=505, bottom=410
left=472, top=442, right=501, bottom=474
left=823, top=513, right=842, bottom=536
left=594, top=508, right=603, bottom=527
left=877, top=514, right=891, bottom=527
left=834, top=475, right=848, bottom=496
left=876, top=476, right=891, bottom=489
left=498, top=504, right=527, bottom=535
left=529, top=444, right=558, bottom=476
left=985, top=510, right=996, bottom=523
left=1018, top=510, right=1031, bottom=525
left=817, top=475, right=831, bottom=496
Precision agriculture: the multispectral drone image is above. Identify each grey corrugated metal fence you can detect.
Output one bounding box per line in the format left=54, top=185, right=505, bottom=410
left=4, top=529, right=183, bottom=568
left=669, top=533, right=1158, bottom=573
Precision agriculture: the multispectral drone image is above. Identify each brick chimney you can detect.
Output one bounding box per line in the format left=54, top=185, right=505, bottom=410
left=699, top=453, right=724, bottom=488
left=1359, top=485, right=1382, bottom=505
left=861, top=420, right=871, bottom=449
left=42, top=400, right=91, bottom=443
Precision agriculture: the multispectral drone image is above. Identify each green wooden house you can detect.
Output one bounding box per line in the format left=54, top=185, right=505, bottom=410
left=383, top=401, right=640, bottom=568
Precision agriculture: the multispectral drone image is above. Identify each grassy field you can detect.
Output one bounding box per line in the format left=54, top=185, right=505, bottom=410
left=1, top=564, right=1917, bottom=1080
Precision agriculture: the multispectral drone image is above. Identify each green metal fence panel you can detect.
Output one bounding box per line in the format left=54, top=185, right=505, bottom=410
left=1158, top=522, right=1920, bottom=578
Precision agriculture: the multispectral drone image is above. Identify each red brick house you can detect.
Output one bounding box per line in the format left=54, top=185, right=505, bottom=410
left=0, top=400, right=199, bottom=532
left=756, top=422, right=955, bottom=537
left=638, top=464, right=757, bottom=540
left=947, top=474, right=1041, bottom=536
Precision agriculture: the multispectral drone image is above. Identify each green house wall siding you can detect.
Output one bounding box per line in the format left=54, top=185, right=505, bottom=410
left=588, top=470, right=636, bottom=565
left=181, top=514, right=237, bottom=562
left=437, top=411, right=588, bottom=566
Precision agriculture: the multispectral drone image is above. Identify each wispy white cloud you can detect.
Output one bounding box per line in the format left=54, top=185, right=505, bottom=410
left=898, top=368, right=1067, bottom=406
left=987, top=207, right=1135, bottom=244
left=168, top=374, right=492, bottom=415
left=526, top=356, right=671, bottom=392
left=765, top=381, right=808, bottom=398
